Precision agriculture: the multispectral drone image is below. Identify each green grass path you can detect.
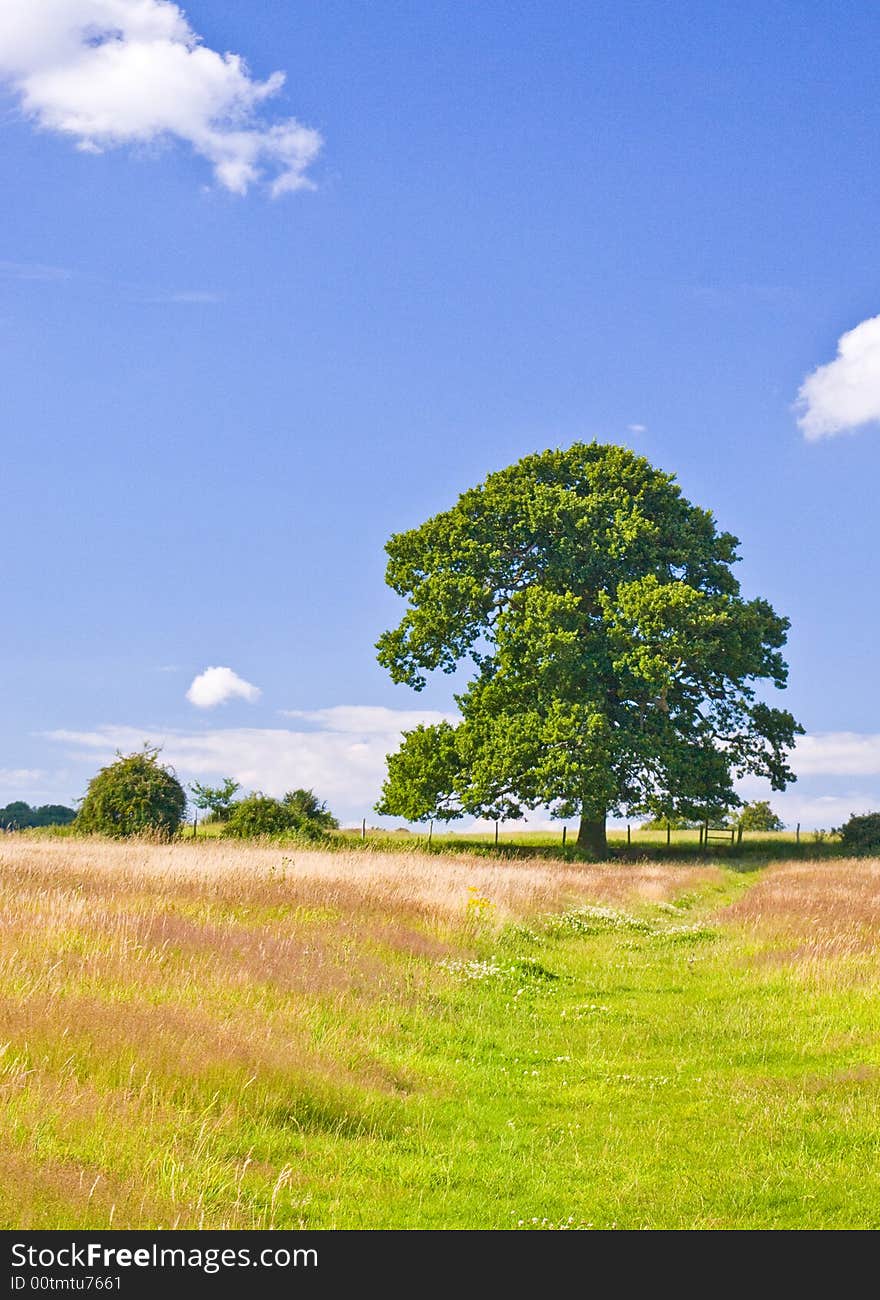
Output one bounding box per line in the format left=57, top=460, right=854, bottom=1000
left=253, top=873, right=880, bottom=1229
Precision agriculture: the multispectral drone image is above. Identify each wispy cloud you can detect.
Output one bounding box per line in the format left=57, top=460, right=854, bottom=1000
left=0, top=767, right=82, bottom=807
left=0, top=259, right=72, bottom=282
left=280, top=705, right=457, bottom=735
left=46, top=706, right=458, bottom=820
left=626, top=423, right=647, bottom=434
left=186, top=666, right=261, bottom=709
left=796, top=315, right=880, bottom=440
left=140, top=289, right=224, bottom=304
left=0, top=262, right=224, bottom=305
left=0, top=0, right=322, bottom=195
left=0, top=767, right=47, bottom=788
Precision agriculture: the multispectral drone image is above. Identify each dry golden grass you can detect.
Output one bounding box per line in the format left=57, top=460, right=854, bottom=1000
left=0, top=835, right=722, bottom=916
left=722, top=857, right=880, bottom=968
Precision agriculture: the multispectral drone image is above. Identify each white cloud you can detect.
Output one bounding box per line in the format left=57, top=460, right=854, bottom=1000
left=729, top=734, right=880, bottom=829
left=0, top=0, right=322, bottom=195
left=796, top=315, right=880, bottom=439
left=627, top=423, right=647, bottom=434
left=792, top=732, right=880, bottom=777
left=46, top=705, right=458, bottom=820
left=186, top=666, right=261, bottom=709
left=280, top=705, right=456, bottom=735
left=749, top=790, right=879, bottom=831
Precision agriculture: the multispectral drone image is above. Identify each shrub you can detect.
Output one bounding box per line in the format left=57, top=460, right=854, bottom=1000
left=281, top=788, right=339, bottom=830
left=832, top=811, right=880, bottom=854
left=222, top=791, right=336, bottom=841
left=75, top=748, right=186, bottom=838
left=222, top=795, right=297, bottom=839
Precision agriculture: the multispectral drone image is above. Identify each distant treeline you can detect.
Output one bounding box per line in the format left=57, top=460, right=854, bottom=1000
left=0, top=801, right=76, bottom=829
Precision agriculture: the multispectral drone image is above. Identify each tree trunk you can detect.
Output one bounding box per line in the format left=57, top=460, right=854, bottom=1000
left=577, top=810, right=607, bottom=858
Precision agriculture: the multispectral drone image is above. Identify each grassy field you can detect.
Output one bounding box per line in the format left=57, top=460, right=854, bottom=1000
left=1, top=837, right=878, bottom=1229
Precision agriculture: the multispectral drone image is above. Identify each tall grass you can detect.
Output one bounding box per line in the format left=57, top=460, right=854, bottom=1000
left=0, top=837, right=878, bottom=1228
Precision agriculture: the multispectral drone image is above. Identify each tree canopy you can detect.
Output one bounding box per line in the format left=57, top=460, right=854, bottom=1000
left=75, top=747, right=187, bottom=838
left=375, top=442, right=802, bottom=854
left=0, top=802, right=76, bottom=829
left=732, top=800, right=785, bottom=832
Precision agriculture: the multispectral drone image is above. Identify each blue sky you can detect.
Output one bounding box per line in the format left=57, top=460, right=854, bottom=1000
left=1, top=0, right=879, bottom=828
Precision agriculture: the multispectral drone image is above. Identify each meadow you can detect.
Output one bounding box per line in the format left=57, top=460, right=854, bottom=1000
left=1, top=836, right=878, bottom=1229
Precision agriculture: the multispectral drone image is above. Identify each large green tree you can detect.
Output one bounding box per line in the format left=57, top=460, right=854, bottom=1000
left=375, top=443, right=802, bottom=855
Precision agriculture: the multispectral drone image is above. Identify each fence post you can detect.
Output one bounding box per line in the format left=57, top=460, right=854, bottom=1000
left=666, top=820, right=671, bottom=847
left=361, top=817, right=366, bottom=841
left=192, top=814, right=197, bottom=840
left=428, top=819, right=433, bottom=846
left=796, top=822, right=800, bottom=846
left=562, top=825, right=567, bottom=848
left=627, top=823, right=631, bottom=847
left=494, top=821, right=499, bottom=846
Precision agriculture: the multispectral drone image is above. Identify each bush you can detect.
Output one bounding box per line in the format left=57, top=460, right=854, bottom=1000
left=222, top=790, right=336, bottom=841
left=222, top=795, right=298, bottom=839
left=281, top=788, right=339, bottom=830
left=75, top=748, right=187, bottom=838
left=832, top=811, right=880, bottom=854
